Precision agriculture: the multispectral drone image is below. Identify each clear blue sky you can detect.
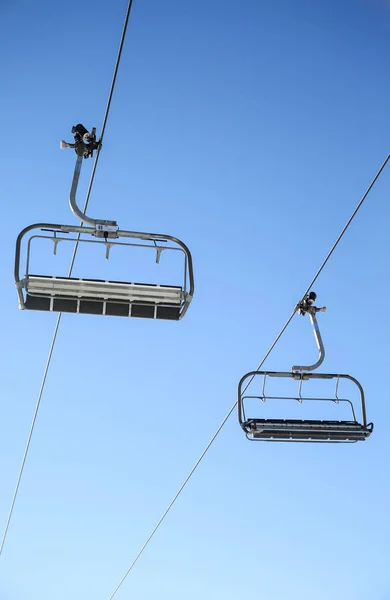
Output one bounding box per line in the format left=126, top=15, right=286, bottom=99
left=1, top=0, right=390, bottom=598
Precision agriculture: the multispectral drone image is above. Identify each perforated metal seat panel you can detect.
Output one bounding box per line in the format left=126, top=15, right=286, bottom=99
left=24, top=275, right=183, bottom=320
left=26, top=275, right=182, bottom=303
left=245, top=419, right=373, bottom=441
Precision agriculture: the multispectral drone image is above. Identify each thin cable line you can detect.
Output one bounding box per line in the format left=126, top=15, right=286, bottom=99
left=69, top=0, right=134, bottom=259
left=0, top=315, right=62, bottom=556
left=243, top=151, right=390, bottom=393
left=0, top=0, right=135, bottom=557
left=107, top=152, right=390, bottom=599
left=83, top=0, right=134, bottom=219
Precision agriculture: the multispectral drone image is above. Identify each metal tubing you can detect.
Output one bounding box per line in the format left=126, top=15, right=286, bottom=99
left=292, top=311, right=325, bottom=372
left=69, top=155, right=116, bottom=227
left=14, top=223, right=194, bottom=318
left=237, top=370, right=369, bottom=430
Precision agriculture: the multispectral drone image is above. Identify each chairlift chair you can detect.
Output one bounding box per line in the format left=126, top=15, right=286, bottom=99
left=14, top=125, right=194, bottom=320
left=238, top=293, right=373, bottom=443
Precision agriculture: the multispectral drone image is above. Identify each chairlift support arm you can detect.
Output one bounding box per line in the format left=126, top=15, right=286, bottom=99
left=292, top=310, right=325, bottom=372
left=70, top=154, right=118, bottom=233
left=61, top=124, right=117, bottom=234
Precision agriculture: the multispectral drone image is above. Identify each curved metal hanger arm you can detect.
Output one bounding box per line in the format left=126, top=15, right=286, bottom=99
left=69, top=154, right=95, bottom=226
left=69, top=154, right=118, bottom=233
left=292, top=310, right=325, bottom=372
left=61, top=124, right=117, bottom=232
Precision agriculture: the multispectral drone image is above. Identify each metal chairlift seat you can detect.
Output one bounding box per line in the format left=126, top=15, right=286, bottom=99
left=238, top=371, right=373, bottom=443
left=15, top=223, right=194, bottom=320
left=14, top=126, right=194, bottom=320
left=237, top=293, right=373, bottom=443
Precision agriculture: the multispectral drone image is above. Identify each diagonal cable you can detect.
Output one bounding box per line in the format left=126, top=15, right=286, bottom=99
left=107, top=152, right=390, bottom=599
left=0, top=0, right=135, bottom=557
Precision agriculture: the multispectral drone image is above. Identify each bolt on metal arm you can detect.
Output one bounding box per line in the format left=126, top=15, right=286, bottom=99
left=292, top=292, right=327, bottom=373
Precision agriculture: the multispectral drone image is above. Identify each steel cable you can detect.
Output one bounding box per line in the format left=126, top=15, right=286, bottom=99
left=0, top=0, right=135, bottom=556
left=107, top=152, right=390, bottom=599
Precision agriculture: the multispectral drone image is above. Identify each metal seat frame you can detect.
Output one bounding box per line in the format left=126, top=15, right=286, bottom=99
left=237, top=293, right=373, bottom=443
left=14, top=141, right=194, bottom=320
left=15, top=223, right=194, bottom=320
left=238, top=370, right=373, bottom=443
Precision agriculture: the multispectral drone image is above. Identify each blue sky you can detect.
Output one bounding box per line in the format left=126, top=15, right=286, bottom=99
left=1, top=0, right=390, bottom=598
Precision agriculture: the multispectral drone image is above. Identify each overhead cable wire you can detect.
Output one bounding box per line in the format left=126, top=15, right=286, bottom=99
left=0, top=0, right=135, bottom=557
left=107, top=152, right=390, bottom=599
